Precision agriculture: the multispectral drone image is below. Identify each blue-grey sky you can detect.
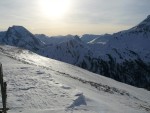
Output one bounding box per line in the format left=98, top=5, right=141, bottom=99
left=0, top=0, right=150, bottom=35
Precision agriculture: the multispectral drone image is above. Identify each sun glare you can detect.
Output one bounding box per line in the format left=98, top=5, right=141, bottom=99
left=39, top=0, right=71, bottom=19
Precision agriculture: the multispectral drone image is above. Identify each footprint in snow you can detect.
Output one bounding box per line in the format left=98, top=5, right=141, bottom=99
left=60, top=84, right=71, bottom=90
left=36, top=71, right=45, bottom=75
left=20, top=67, right=29, bottom=69
left=55, top=82, right=59, bottom=84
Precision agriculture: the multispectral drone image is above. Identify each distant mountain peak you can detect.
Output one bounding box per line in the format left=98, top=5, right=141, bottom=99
left=139, top=15, right=150, bottom=25
left=3, top=25, right=43, bottom=51
left=146, top=15, right=150, bottom=20
left=7, top=25, right=32, bottom=36
left=73, top=35, right=81, bottom=41
left=131, top=15, right=150, bottom=31
left=12, top=25, right=25, bottom=28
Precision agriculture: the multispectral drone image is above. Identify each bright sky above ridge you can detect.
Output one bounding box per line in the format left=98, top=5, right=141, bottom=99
left=0, top=0, right=150, bottom=36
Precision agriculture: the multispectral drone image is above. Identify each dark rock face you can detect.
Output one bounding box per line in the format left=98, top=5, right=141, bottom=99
left=77, top=55, right=150, bottom=90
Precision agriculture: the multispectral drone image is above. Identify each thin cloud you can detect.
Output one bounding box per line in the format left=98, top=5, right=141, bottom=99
left=0, top=0, right=150, bottom=35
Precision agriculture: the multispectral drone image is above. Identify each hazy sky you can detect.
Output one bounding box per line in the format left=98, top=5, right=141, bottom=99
left=0, top=0, right=150, bottom=36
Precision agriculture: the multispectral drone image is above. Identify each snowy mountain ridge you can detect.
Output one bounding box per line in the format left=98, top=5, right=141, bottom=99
left=0, top=16, right=150, bottom=90
left=35, top=34, right=75, bottom=45
left=38, top=35, right=92, bottom=64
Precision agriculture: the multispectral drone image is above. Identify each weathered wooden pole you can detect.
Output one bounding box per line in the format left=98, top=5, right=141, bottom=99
left=2, top=82, right=7, bottom=113
left=0, top=63, right=7, bottom=113
left=0, top=63, right=4, bottom=86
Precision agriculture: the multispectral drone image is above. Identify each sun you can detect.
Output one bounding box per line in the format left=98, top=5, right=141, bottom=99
left=39, top=0, right=71, bottom=19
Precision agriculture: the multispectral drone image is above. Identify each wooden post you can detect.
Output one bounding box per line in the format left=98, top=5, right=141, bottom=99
left=2, top=82, right=7, bottom=113
left=0, top=63, right=7, bottom=113
left=0, top=63, right=4, bottom=87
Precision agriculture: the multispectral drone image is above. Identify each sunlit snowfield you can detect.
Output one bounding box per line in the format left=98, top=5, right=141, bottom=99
left=0, top=45, right=149, bottom=113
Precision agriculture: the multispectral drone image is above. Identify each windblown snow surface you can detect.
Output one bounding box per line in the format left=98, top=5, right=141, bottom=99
left=0, top=45, right=150, bottom=113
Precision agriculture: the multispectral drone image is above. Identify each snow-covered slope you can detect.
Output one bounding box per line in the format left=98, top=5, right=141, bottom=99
left=0, top=45, right=150, bottom=113
left=1, top=26, right=43, bottom=51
